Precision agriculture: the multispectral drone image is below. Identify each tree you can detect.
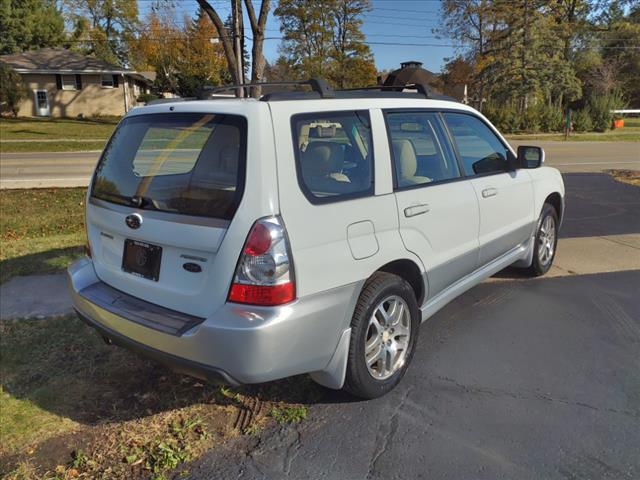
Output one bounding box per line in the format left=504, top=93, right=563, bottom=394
left=131, top=7, right=231, bottom=97
left=0, top=0, right=65, bottom=54
left=439, top=56, right=474, bottom=98
left=130, top=9, right=182, bottom=93
left=274, top=0, right=376, bottom=88
left=600, top=3, right=640, bottom=106
left=63, top=0, right=139, bottom=66
left=440, top=0, right=584, bottom=111
left=0, top=63, right=27, bottom=117
left=177, top=9, right=232, bottom=95
left=195, top=0, right=270, bottom=97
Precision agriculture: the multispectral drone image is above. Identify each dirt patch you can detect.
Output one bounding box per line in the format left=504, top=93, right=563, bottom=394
left=606, top=169, right=640, bottom=187
left=0, top=316, right=323, bottom=479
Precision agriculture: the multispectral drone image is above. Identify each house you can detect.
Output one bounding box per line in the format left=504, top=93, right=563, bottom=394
left=0, top=48, right=153, bottom=117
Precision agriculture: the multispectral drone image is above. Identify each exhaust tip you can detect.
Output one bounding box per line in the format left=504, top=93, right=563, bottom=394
left=101, top=335, right=113, bottom=345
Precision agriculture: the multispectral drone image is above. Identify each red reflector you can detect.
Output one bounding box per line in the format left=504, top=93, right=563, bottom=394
left=228, top=282, right=295, bottom=306
left=244, top=223, right=272, bottom=256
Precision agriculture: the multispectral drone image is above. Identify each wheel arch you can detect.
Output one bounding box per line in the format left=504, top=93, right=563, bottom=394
left=375, top=258, right=426, bottom=306
left=544, top=192, right=563, bottom=224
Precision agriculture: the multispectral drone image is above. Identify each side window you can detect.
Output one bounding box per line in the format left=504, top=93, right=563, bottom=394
left=443, top=113, right=510, bottom=176
left=386, top=111, right=460, bottom=188
left=292, top=111, right=373, bottom=202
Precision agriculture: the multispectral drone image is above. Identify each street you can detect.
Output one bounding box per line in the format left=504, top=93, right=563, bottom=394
left=0, top=140, right=638, bottom=188
left=183, top=171, right=640, bottom=480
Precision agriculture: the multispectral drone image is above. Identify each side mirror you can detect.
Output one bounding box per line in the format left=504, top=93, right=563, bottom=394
left=517, top=145, right=545, bottom=169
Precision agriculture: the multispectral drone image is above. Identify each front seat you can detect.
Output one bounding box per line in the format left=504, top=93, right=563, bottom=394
left=300, top=141, right=353, bottom=196
left=392, top=139, right=431, bottom=187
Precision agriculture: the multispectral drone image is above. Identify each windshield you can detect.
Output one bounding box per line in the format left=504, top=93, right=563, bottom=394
left=91, top=112, right=247, bottom=219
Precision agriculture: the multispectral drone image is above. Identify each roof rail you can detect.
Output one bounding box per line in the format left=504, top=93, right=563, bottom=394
left=202, top=78, right=335, bottom=99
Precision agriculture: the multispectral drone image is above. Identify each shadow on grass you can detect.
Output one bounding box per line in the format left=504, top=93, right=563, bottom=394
left=0, top=314, right=353, bottom=429
left=0, top=246, right=84, bottom=284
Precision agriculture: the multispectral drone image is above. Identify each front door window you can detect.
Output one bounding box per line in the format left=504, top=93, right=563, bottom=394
left=34, top=90, right=49, bottom=116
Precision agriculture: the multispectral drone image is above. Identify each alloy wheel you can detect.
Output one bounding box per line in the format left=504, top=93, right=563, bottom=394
left=364, top=295, right=411, bottom=380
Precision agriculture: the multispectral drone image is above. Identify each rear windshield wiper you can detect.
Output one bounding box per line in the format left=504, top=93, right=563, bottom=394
left=130, top=195, right=169, bottom=211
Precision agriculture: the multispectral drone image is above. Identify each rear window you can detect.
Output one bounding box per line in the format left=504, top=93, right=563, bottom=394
left=92, top=112, right=246, bottom=219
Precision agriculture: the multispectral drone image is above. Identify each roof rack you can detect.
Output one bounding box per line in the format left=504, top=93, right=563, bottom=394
left=146, top=78, right=457, bottom=105
left=201, top=78, right=335, bottom=99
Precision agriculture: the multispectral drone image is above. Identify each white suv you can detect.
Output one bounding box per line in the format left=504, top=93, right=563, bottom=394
left=68, top=81, right=564, bottom=399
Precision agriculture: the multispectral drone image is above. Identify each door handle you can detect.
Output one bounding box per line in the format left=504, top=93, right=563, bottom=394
left=482, top=187, right=498, bottom=198
left=404, top=203, right=430, bottom=218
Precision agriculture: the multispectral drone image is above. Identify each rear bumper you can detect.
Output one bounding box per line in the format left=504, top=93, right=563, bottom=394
left=68, top=258, right=360, bottom=385
left=75, top=309, right=240, bottom=385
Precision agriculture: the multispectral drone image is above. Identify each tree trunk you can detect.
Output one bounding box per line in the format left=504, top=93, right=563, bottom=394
left=244, top=0, right=270, bottom=97
left=196, top=0, right=239, bottom=85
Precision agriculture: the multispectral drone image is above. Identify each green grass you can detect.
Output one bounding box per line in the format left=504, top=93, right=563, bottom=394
left=0, top=188, right=87, bottom=283
left=0, top=116, right=119, bottom=140
left=0, top=116, right=118, bottom=153
left=269, top=405, right=309, bottom=424
left=1, top=141, right=107, bottom=153
left=505, top=116, right=640, bottom=142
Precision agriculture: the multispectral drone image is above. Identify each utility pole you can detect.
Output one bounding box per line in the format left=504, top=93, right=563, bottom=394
left=232, top=0, right=244, bottom=97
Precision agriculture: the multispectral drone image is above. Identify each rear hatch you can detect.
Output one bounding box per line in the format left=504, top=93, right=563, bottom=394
left=87, top=111, right=247, bottom=317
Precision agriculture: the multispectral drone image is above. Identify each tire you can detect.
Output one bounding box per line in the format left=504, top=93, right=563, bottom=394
left=343, top=272, right=420, bottom=399
left=526, top=203, right=559, bottom=277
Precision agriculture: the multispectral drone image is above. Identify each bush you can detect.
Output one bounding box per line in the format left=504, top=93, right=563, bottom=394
left=0, top=64, right=27, bottom=117
left=540, top=104, right=565, bottom=132
left=588, top=91, right=625, bottom=132
left=572, top=108, right=593, bottom=133
left=483, top=102, right=519, bottom=133
left=521, top=104, right=543, bottom=132
left=137, top=93, right=160, bottom=104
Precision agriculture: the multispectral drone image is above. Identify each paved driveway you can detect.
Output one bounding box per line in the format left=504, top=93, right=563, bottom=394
left=186, top=173, right=640, bottom=479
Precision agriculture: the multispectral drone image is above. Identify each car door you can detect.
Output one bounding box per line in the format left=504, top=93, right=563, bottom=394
left=386, top=110, right=480, bottom=301
left=443, top=112, right=534, bottom=266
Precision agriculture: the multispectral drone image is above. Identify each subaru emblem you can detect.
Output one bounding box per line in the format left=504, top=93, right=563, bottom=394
left=125, top=213, right=142, bottom=229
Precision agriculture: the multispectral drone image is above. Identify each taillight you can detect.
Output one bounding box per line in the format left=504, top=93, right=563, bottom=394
left=228, top=216, right=296, bottom=306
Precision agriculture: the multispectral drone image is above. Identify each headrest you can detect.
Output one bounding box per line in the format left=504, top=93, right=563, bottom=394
left=392, top=139, right=417, bottom=178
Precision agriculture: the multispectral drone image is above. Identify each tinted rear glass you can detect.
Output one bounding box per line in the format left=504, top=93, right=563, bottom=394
left=91, top=113, right=246, bottom=219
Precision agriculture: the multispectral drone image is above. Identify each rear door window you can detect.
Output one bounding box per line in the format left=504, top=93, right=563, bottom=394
left=443, top=112, right=510, bottom=176
left=92, top=112, right=246, bottom=219
left=385, top=111, right=460, bottom=188
left=291, top=111, right=373, bottom=203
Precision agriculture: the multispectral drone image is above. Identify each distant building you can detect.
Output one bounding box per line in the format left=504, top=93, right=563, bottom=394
left=378, top=61, right=468, bottom=103
left=381, top=61, right=440, bottom=89
left=0, top=48, right=153, bottom=117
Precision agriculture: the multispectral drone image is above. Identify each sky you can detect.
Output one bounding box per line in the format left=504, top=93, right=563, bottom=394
left=138, top=0, right=457, bottom=74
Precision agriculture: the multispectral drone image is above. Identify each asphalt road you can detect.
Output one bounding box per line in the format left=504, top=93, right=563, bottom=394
left=0, top=140, right=638, bottom=188
left=183, top=173, right=640, bottom=480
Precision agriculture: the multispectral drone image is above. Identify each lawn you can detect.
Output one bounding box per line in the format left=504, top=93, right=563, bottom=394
left=0, top=188, right=87, bottom=283
left=505, top=116, right=640, bottom=142
left=0, top=315, right=316, bottom=479
left=0, top=117, right=118, bottom=153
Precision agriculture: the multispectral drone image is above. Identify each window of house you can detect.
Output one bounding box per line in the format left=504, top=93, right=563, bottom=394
left=443, top=113, right=511, bottom=176
left=292, top=111, right=374, bottom=203
left=385, top=111, right=460, bottom=188
left=61, top=75, right=77, bottom=90
left=36, top=91, right=48, bottom=109
left=101, top=74, right=115, bottom=88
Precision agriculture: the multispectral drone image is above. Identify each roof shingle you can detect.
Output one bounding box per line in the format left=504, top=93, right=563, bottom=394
left=0, top=48, right=128, bottom=73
